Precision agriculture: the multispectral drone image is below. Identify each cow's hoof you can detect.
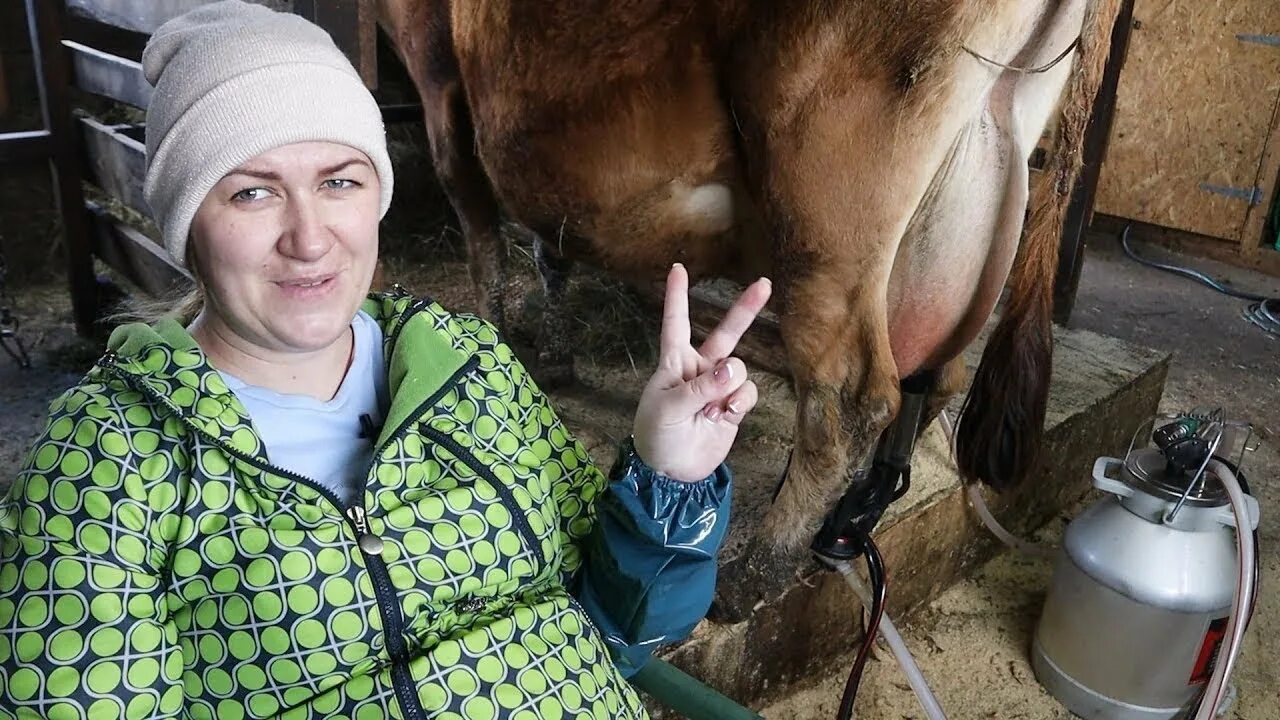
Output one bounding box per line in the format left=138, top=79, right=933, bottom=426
left=708, top=540, right=803, bottom=624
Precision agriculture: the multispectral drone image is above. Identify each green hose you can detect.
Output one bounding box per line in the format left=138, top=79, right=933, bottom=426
left=629, top=658, right=764, bottom=720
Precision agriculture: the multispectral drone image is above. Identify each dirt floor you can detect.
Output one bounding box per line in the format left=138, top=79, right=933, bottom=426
left=0, top=199, right=1276, bottom=718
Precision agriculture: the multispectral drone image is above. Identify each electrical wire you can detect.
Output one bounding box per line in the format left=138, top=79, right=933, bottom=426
left=836, top=535, right=886, bottom=720
left=1118, top=224, right=1280, bottom=337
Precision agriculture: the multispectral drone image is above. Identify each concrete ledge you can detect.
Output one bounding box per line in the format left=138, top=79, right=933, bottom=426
left=642, top=327, right=1170, bottom=714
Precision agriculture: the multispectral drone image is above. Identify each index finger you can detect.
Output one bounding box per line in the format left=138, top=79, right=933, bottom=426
left=659, top=263, right=691, bottom=359
left=698, top=278, right=772, bottom=360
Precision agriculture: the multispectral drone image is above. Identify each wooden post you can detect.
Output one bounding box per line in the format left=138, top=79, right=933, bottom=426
left=294, top=0, right=378, bottom=88
left=1239, top=93, right=1280, bottom=256
left=1053, top=0, right=1135, bottom=325
left=27, top=0, right=98, bottom=334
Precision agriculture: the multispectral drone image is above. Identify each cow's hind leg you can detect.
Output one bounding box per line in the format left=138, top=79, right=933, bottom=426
left=380, top=1, right=508, bottom=326
left=532, top=236, right=576, bottom=387
left=426, top=91, right=507, bottom=326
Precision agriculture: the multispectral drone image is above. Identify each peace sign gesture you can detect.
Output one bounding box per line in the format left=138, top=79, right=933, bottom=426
left=631, top=265, right=773, bottom=482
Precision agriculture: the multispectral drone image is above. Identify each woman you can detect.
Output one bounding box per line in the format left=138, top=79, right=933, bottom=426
left=0, top=2, right=769, bottom=719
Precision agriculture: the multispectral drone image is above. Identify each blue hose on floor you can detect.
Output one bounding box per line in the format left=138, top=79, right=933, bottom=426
left=1118, top=224, right=1280, bottom=336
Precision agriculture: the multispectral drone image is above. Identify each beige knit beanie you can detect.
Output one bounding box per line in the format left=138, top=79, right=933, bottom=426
left=142, top=0, right=394, bottom=266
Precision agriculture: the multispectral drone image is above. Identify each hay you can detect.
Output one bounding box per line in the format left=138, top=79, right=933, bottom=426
left=562, top=271, right=661, bottom=372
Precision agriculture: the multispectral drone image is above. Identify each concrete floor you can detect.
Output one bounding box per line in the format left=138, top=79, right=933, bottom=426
left=760, top=230, right=1280, bottom=719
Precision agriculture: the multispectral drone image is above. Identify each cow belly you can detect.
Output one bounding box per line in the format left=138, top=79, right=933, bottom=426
left=473, top=56, right=763, bottom=284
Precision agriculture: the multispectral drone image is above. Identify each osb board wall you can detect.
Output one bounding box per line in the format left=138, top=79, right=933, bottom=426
left=1095, top=0, right=1280, bottom=242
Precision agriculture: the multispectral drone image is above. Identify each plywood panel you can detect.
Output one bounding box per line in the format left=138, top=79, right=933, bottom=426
left=1095, top=0, right=1280, bottom=241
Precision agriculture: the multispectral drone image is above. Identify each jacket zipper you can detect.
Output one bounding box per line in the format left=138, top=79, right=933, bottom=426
left=99, top=360, right=428, bottom=719
left=564, top=593, right=644, bottom=720
left=383, top=296, right=433, bottom=355
left=419, top=427, right=543, bottom=556
left=565, top=594, right=604, bottom=640
left=97, top=304, right=452, bottom=720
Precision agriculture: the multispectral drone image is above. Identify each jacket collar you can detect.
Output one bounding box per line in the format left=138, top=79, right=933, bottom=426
left=99, top=291, right=473, bottom=452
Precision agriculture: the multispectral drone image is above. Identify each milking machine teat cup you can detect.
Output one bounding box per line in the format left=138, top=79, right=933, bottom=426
left=1032, top=409, right=1262, bottom=720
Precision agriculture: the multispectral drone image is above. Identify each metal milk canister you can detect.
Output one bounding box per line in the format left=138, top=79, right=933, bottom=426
left=1031, top=439, right=1260, bottom=719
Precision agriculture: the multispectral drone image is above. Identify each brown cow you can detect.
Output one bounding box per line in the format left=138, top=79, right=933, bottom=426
left=378, top=0, right=1124, bottom=620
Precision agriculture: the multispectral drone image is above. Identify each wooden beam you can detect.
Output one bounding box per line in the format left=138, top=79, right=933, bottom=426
left=0, top=130, right=51, bottom=165
left=65, top=0, right=213, bottom=35
left=381, top=103, right=424, bottom=124
left=86, top=203, right=192, bottom=297
left=64, top=13, right=149, bottom=62
left=65, top=40, right=151, bottom=108
left=79, top=116, right=148, bottom=219
left=1053, top=0, right=1134, bottom=325
left=27, top=0, right=99, bottom=334
left=66, top=1, right=374, bottom=84
left=1239, top=88, right=1280, bottom=256
left=294, top=0, right=377, bottom=87
left=1093, top=213, right=1280, bottom=279
left=355, top=0, right=377, bottom=89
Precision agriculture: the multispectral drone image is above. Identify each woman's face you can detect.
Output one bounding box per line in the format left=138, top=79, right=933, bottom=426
left=189, top=141, right=381, bottom=357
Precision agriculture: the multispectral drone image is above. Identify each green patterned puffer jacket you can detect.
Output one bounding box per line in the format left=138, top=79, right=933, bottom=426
left=0, top=291, right=731, bottom=719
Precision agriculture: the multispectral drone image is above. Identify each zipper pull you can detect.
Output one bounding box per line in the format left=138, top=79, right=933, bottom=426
left=345, top=505, right=385, bottom=556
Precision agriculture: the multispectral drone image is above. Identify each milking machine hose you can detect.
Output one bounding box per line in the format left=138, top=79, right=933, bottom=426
left=938, top=410, right=1056, bottom=557
left=833, top=559, right=949, bottom=720
left=1190, top=460, right=1258, bottom=720
left=1117, top=224, right=1280, bottom=336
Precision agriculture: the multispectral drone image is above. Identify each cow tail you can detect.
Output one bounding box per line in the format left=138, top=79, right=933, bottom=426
left=954, top=0, right=1124, bottom=490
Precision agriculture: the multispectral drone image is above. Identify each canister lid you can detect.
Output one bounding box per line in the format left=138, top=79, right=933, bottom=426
left=1123, top=448, right=1228, bottom=507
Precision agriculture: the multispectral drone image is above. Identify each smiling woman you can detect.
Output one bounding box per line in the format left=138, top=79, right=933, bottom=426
left=0, top=2, right=771, bottom=719
left=188, top=142, right=383, bottom=401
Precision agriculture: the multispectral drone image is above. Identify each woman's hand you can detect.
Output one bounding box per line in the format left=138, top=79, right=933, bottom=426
left=632, top=264, right=772, bottom=482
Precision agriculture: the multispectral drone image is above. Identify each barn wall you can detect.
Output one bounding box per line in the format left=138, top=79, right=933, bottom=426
left=0, top=1, right=32, bottom=124
left=1094, top=0, right=1280, bottom=256
left=0, top=2, right=62, bottom=289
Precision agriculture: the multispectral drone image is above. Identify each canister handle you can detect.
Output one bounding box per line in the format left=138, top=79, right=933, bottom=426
left=1214, top=494, right=1261, bottom=530
left=1091, top=457, right=1134, bottom=498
